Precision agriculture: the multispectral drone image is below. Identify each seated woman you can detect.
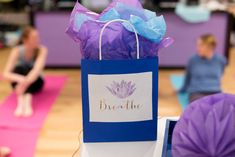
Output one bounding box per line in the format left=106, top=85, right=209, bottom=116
left=180, top=34, right=227, bottom=103
left=3, top=26, right=47, bottom=117
left=0, top=147, right=10, bottom=157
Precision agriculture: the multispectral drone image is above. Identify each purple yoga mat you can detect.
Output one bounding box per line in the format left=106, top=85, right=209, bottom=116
left=0, top=76, right=67, bottom=157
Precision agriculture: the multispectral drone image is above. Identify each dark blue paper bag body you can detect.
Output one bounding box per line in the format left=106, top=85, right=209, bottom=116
left=81, top=57, right=158, bottom=143
left=81, top=19, right=158, bottom=143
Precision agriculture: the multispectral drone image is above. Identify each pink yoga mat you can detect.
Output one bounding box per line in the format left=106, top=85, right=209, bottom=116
left=0, top=129, right=38, bottom=157
left=0, top=75, right=67, bottom=157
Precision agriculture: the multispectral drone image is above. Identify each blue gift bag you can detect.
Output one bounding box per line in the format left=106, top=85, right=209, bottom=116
left=81, top=19, right=158, bottom=143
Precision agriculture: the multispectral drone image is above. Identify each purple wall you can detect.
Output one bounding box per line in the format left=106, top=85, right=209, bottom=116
left=158, top=12, right=229, bottom=67
left=35, top=12, right=229, bottom=67
left=35, top=12, right=81, bottom=67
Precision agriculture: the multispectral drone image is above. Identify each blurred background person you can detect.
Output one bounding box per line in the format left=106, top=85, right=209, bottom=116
left=179, top=34, right=227, bottom=102
left=3, top=26, right=47, bottom=117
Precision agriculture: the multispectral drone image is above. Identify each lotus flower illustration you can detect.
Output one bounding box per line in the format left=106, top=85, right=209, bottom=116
left=172, top=94, right=235, bottom=157
left=106, top=80, right=136, bottom=99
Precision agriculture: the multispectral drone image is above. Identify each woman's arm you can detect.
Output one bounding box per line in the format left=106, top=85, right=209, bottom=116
left=179, top=68, right=191, bottom=93
left=25, top=46, right=48, bottom=84
left=179, top=61, right=192, bottom=93
left=3, top=48, right=25, bottom=83
left=221, top=55, right=227, bottom=74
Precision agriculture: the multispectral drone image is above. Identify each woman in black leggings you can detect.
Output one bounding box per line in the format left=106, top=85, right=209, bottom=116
left=3, top=26, right=47, bottom=117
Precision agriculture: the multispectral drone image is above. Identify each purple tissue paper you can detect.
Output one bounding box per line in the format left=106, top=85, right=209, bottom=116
left=66, top=0, right=173, bottom=60
left=172, top=93, right=235, bottom=157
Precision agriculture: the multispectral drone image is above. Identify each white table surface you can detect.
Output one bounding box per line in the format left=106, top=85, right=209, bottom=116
left=80, top=117, right=178, bottom=157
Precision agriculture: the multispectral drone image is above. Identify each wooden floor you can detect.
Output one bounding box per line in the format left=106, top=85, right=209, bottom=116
left=0, top=48, right=234, bottom=157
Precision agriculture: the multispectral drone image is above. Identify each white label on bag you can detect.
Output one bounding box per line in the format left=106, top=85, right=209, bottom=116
left=88, top=72, right=153, bottom=122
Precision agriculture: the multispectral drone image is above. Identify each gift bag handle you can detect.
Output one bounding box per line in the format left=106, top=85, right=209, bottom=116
left=99, top=19, right=140, bottom=60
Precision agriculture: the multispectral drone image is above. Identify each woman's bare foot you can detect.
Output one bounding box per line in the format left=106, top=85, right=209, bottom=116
left=0, top=147, right=11, bottom=157
left=24, top=106, right=33, bottom=117
left=23, top=94, right=33, bottom=117
left=14, top=95, right=25, bottom=117
left=14, top=104, right=24, bottom=117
